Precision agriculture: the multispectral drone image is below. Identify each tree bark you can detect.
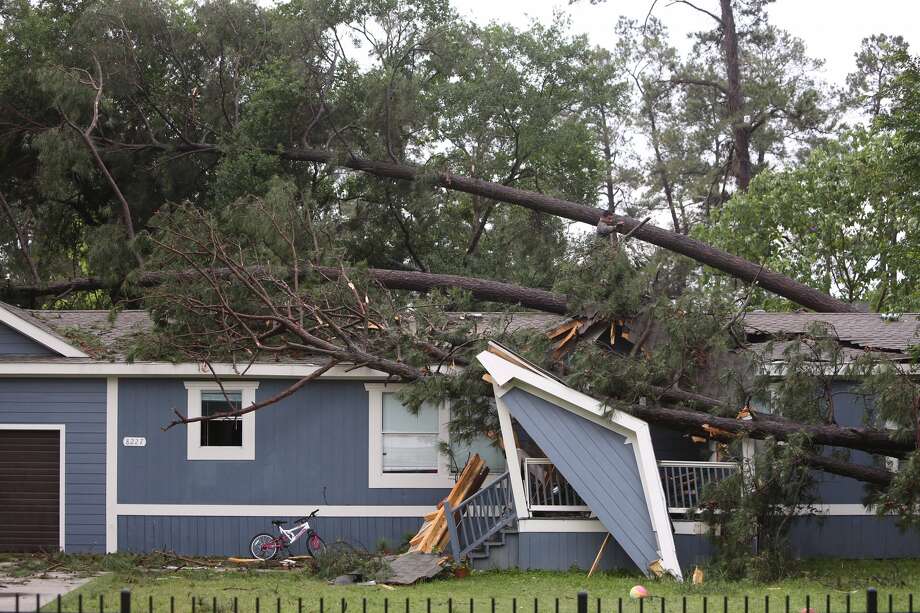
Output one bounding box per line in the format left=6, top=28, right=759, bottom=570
left=719, top=0, right=752, bottom=191
left=0, top=190, right=40, bottom=284
left=631, top=403, right=914, bottom=457
left=155, top=141, right=854, bottom=313
left=1, top=266, right=571, bottom=314
left=800, top=453, right=892, bottom=486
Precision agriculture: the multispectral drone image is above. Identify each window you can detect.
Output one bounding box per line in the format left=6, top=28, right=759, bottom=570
left=366, top=383, right=506, bottom=488
left=185, top=382, right=259, bottom=461
left=200, top=390, right=243, bottom=447
left=382, top=392, right=439, bottom=473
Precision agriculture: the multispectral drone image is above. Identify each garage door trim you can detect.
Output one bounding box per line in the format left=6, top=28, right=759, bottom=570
left=0, top=424, right=65, bottom=550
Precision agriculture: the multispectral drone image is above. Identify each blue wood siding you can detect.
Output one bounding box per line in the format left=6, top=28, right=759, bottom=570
left=471, top=531, right=713, bottom=572
left=0, top=378, right=107, bottom=552
left=0, top=322, right=55, bottom=356
left=501, top=388, right=660, bottom=575
left=117, top=516, right=423, bottom=556
left=789, top=516, right=920, bottom=558
left=813, top=381, right=875, bottom=504
left=117, top=379, right=450, bottom=506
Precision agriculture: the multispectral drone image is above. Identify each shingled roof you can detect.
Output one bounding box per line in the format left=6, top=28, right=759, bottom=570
left=742, top=312, right=920, bottom=354
left=3, top=301, right=917, bottom=362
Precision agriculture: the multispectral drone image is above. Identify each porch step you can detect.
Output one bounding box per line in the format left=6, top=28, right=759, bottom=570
left=467, top=523, right=517, bottom=560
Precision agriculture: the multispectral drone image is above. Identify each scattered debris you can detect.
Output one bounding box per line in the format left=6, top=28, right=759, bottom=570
left=409, top=454, right=489, bottom=554
left=382, top=552, right=447, bottom=585
left=692, top=566, right=704, bottom=585
left=332, top=574, right=359, bottom=585
left=587, top=533, right=611, bottom=578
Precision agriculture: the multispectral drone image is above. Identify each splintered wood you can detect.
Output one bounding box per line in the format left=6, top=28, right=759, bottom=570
left=408, top=454, right=490, bottom=554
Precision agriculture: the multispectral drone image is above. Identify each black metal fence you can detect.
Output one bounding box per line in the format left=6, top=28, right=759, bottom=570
left=0, top=588, right=908, bottom=613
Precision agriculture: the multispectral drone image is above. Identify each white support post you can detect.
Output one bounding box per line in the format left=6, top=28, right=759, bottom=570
left=493, top=388, right=529, bottom=520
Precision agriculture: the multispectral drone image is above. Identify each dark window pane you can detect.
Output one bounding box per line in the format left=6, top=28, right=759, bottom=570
left=199, top=391, right=243, bottom=447
left=201, top=419, right=243, bottom=447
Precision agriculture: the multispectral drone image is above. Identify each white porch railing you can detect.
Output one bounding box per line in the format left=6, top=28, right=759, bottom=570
left=523, top=457, right=590, bottom=513
left=657, top=460, right=740, bottom=513
left=522, top=457, right=740, bottom=515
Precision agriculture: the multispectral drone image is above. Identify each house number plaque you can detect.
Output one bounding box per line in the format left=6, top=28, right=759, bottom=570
left=122, top=437, right=147, bottom=447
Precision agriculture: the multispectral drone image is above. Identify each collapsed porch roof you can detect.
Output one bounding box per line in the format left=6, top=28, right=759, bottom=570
left=478, top=342, right=682, bottom=580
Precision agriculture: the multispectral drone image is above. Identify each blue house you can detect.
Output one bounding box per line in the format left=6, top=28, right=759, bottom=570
left=0, top=300, right=918, bottom=576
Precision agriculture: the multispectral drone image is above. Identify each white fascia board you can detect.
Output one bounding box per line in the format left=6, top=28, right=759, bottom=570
left=0, top=362, right=392, bottom=378
left=477, top=351, right=646, bottom=434
left=0, top=305, right=88, bottom=358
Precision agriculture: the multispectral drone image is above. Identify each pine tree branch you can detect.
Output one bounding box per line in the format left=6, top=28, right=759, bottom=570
left=134, top=140, right=854, bottom=313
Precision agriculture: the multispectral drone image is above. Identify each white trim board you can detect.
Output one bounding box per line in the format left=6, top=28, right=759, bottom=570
left=106, top=378, right=118, bottom=552
left=517, top=519, right=606, bottom=533
left=116, top=504, right=434, bottom=517
left=0, top=305, right=88, bottom=358
left=0, top=362, right=391, bottom=378
left=0, top=424, right=66, bottom=550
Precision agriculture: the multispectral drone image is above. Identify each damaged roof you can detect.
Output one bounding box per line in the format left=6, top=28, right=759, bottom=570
left=742, top=311, right=920, bottom=354
left=3, top=299, right=917, bottom=362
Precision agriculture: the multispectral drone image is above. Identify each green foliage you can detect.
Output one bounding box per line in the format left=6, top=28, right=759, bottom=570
left=701, top=438, right=817, bottom=582
left=698, top=129, right=920, bottom=312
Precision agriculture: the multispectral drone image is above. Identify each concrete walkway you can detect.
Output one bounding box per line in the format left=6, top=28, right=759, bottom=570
left=0, top=570, right=96, bottom=610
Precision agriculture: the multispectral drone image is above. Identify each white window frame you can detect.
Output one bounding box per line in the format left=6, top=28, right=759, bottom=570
left=366, top=383, right=452, bottom=488
left=184, top=381, right=259, bottom=461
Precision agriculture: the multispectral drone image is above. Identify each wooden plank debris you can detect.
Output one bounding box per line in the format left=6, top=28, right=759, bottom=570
left=408, top=454, right=489, bottom=554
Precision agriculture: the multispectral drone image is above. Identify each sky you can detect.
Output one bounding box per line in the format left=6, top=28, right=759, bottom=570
left=449, top=0, right=920, bottom=87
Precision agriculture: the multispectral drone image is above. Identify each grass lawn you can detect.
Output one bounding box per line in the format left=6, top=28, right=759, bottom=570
left=6, top=557, right=919, bottom=613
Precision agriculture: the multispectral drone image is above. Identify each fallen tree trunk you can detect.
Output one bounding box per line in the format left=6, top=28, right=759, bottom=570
left=156, top=141, right=855, bottom=313
left=631, top=403, right=914, bottom=457
left=1, top=266, right=571, bottom=314
left=800, top=453, right=893, bottom=486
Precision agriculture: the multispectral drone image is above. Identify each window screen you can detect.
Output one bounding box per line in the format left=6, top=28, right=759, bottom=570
left=381, top=392, right=439, bottom=473
left=200, top=390, right=243, bottom=447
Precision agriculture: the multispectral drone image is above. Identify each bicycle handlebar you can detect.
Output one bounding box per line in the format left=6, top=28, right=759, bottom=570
left=292, top=509, right=319, bottom=524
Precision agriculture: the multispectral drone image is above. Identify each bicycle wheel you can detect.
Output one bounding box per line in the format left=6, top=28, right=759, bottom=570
left=250, top=533, right=280, bottom=560
left=307, top=533, right=327, bottom=557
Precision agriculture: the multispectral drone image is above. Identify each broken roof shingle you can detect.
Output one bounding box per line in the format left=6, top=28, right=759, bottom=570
left=741, top=312, right=920, bottom=353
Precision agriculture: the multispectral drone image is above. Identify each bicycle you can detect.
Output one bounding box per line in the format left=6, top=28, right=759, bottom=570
left=248, top=509, right=327, bottom=560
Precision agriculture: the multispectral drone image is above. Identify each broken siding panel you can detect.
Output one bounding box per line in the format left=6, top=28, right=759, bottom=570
left=501, top=388, right=659, bottom=574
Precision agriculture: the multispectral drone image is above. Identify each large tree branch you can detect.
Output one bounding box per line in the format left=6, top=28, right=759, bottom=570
left=0, top=266, right=571, bottom=314
left=163, top=360, right=339, bottom=430
left=631, top=403, right=914, bottom=457
left=145, top=141, right=855, bottom=313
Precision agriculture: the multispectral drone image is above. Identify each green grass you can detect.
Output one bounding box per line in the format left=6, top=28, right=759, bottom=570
left=22, top=558, right=920, bottom=613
